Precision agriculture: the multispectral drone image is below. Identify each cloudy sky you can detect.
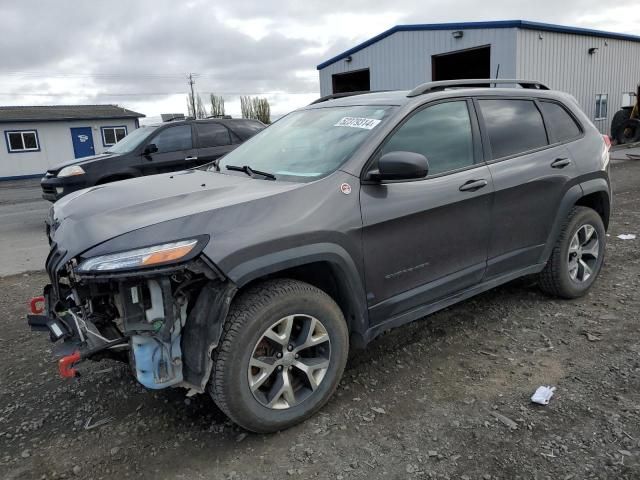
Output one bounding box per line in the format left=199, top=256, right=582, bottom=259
left=2, top=0, right=639, bottom=122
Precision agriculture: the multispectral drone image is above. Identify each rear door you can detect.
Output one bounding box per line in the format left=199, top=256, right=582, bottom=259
left=194, top=122, right=235, bottom=167
left=360, top=99, right=494, bottom=324
left=476, top=97, right=580, bottom=278
left=142, top=124, right=196, bottom=174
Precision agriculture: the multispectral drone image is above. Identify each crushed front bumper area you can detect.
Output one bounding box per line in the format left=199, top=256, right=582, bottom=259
left=27, top=258, right=236, bottom=393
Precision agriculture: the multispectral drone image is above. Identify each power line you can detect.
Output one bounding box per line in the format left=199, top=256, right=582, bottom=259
left=1, top=71, right=196, bottom=79
left=0, top=91, right=315, bottom=97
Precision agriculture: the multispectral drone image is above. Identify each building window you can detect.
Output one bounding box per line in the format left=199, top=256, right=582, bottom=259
left=5, top=130, right=40, bottom=153
left=101, top=126, right=128, bottom=147
left=595, top=94, right=608, bottom=120
left=622, top=92, right=637, bottom=108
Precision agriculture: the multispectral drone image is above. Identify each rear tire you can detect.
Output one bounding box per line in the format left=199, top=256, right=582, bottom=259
left=615, top=118, right=640, bottom=145
left=610, top=108, right=631, bottom=139
left=538, top=206, right=605, bottom=299
left=209, top=279, right=349, bottom=433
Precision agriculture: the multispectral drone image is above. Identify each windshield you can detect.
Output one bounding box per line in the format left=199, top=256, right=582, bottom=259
left=105, top=125, right=155, bottom=154
left=215, top=105, right=396, bottom=182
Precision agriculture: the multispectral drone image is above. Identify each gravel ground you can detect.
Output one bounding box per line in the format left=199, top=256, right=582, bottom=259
left=1, top=160, right=639, bottom=480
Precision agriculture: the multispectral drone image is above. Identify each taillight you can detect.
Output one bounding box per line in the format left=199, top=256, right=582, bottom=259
left=602, top=134, right=611, bottom=150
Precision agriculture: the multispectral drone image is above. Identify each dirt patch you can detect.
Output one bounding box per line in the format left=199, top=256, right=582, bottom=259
left=1, top=161, right=640, bottom=479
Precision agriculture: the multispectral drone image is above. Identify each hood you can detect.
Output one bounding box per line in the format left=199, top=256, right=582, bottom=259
left=49, top=152, right=118, bottom=172
left=49, top=169, right=301, bottom=260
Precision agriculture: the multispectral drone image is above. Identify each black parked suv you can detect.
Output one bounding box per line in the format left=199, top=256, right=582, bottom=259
left=29, top=79, right=611, bottom=433
left=40, top=118, right=264, bottom=201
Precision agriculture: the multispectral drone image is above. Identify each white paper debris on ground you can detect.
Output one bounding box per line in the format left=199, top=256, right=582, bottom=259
left=617, top=234, right=636, bottom=240
left=531, top=386, right=556, bottom=405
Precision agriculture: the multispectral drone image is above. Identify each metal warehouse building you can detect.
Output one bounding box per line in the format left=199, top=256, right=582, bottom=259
left=317, top=20, right=640, bottom=133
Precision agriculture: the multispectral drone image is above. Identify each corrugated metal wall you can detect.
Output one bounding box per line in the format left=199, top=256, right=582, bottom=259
left=319, top=26, right=640, bottom=134
left=517, top=29, right=640, bottom=134
left=319, top=28, right=518, bottom=95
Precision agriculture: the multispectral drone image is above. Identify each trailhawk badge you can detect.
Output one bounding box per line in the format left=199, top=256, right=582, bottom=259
left=340, top=183, right=352, bottom=195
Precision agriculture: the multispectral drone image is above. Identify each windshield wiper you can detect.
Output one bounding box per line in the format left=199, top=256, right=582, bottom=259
left=226, top=164, right=276, bottom=180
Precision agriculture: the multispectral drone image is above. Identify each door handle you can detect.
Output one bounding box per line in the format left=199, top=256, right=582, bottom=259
left=185, top=156, right=198, bottom=161
left=459, top=179, right=488, bottom=192
left=551, top=157, right=571, bottom=168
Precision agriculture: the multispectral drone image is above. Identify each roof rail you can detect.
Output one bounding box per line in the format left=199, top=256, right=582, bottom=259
left=309, top=90, right=388, bottom=105
left=407, top=79, right=550, bottom=97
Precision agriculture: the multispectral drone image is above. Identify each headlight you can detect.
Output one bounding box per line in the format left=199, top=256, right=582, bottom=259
left=58, top=165, right=85, bottom=177
left=77, top=239, right=199, bottom=272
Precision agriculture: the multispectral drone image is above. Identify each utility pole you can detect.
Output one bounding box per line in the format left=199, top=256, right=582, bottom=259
left=187, top=73, right=196, bottom=118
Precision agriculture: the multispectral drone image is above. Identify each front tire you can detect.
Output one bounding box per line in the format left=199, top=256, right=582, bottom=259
left=209, top=279, right=349, bottom=433
left=538, top=206, right=606, bottom=298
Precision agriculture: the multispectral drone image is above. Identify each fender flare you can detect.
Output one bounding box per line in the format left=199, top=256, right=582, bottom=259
left=540, top=179, right=611, bottom=263
left=225, top=242, right=369, bottom=343
left=539, top=184, right=584, bottom=263
left=580, top=177, right=611, bottom=199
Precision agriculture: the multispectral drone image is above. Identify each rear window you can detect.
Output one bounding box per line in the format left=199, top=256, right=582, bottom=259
left=479, top=99, right=548, bottom=159
left=539, top=101, right=582, bottom=143
left=195, top=123, right=232, bottom=147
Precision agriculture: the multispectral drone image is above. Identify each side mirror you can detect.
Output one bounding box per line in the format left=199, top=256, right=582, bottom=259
left=367, top=151, right=428, bottom=181
left=143, top=144, right=158, bottom=156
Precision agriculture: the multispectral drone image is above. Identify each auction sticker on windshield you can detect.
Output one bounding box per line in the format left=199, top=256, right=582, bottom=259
left=334, top=117, right=381, bottom=130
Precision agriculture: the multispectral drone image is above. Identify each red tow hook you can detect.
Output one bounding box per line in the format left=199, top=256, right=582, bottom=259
left=58, top=351, right=82, bottom=379
left=29, top=296, right=45, bottom=314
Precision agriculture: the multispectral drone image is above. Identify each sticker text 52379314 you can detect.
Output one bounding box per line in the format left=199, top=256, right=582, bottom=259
left=334, top=117, right=382, bottom=130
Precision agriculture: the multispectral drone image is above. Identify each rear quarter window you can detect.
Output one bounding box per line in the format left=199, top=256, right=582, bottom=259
left=539, top=101, right=582, bottom=143
left=228, top=120, right=265, bottom=140
left=479, top=99, right=548, bottom=159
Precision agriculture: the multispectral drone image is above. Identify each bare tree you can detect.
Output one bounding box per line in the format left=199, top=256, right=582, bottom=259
left=209, top=94, right=225, bottom=117
left=186, top=94, right=195, bottom=118
left=186, top=93, right=207, bottom=119
left=196, top=94, right=206, bottom=119
left=240, top=96, right=271, bottom=124
left=252, top=97, right=271, bottom=124
left=240, top=96, right=254, bottom=120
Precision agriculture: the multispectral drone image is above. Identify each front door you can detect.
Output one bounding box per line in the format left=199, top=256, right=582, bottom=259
left=361, top=99, right=493, bottom=325
left=142, top=124, right=196, bottom=174
left=70, top=127, right=95, bottom=158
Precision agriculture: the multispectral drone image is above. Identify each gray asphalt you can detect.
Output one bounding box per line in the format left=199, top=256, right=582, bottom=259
left=0, top=179, right=50, bottom=277
left=0, top=145, right=638, bottom=277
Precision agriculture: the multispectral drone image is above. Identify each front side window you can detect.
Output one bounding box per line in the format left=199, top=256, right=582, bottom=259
left=380, top=101, right=475, bottom=176
left=195, top=123, right=231, bottom=148
left=105, top=125, right=154, bottom=154
left=595, top=94, right=608, bottom=120
left=216, top=105, right=395, bottom=182
left=5, top=130, right=39, bottom=153
left=151, top=125, right=192, bottom=153
left=479, top=99, right=548, bottom=159
left=539, top=101, right=582, bottom=143
left=101, top=126, right=127, bottom=147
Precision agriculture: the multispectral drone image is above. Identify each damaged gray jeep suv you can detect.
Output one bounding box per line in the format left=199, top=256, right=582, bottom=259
left=28, top=79, right=611, bottom=433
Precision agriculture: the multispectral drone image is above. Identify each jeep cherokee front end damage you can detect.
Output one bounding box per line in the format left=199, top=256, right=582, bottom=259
left=27, top=236, right=237, bottom=393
